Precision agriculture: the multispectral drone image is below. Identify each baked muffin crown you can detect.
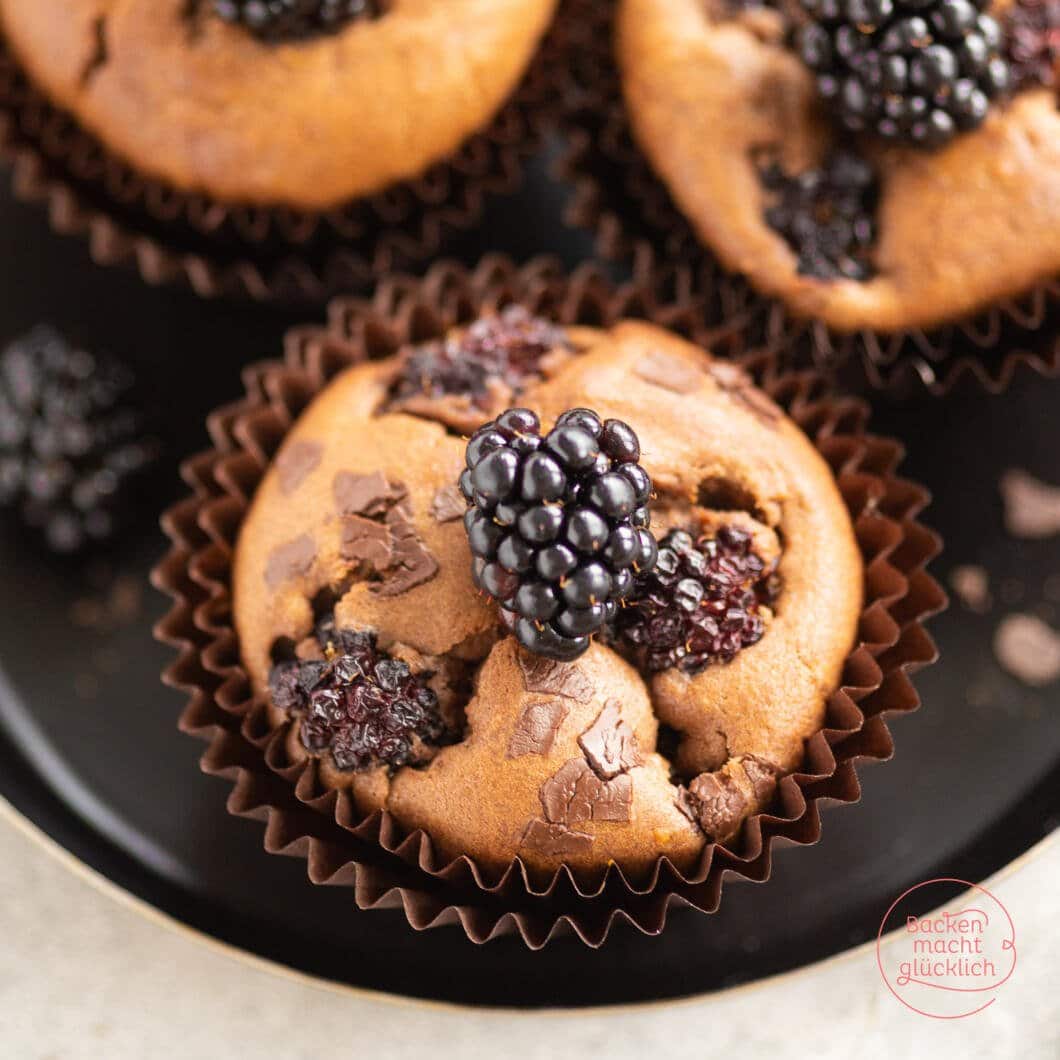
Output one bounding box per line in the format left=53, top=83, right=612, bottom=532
left=0, top=0, right=559, bottom=208
left=616, top=0, right=1060, bottom=333
left=233, top=311, right=863, bottom=879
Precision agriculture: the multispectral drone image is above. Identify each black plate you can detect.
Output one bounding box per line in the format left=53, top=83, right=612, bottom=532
left=0, top=157, right=1058, bottom=1009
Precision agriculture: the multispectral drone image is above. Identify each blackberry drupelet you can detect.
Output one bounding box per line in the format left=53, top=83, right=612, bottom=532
left=797, top=0, right=1011, bottom=148
left=461, top=407, right=659, bottom=662
left=269, top=619, right=450, bottom=772
left=213, top=0, right=384, bottom=40
left=1003, top=0, right=1060, bottom=90
left=0, top=326, right=157, bottom=554
left=761, top=151, right=879, bottom=280
left=615, top=525, right=779, bottom=674
left=389, top=307, right=570, bottom=411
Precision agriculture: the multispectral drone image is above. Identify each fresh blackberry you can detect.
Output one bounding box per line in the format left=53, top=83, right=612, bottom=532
left=388, top=307, right=569, bottom=412
left=269, top=619, right=450, bottom=772
left=614, top=525, right=779, bottom=674
left=460, top=407, right=659, bottom=662
left=0, top=326, right=157, bottom=554
left=1003, top=0, right=1060, bottom=90
left=761, top=151, right=879, bottom=280
left=213, top=0, right=384, bottom=40
left=797, top=0, right=1011, bottom=148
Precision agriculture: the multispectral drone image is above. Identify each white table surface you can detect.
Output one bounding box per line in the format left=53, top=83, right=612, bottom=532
left=2, top=809, right=1057, bottom=1059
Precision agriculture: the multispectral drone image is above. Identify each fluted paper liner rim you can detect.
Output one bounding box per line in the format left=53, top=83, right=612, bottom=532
left=553, top=0, right=1060, bottom=397
left=152, top=256, right=945, bottom=948
left=0, top=20, right=567, bottom=304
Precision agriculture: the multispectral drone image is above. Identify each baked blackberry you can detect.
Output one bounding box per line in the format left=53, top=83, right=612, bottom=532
left=0, top=326, right=157, bottom=554
left=1003, top=0, right=1060, bottom=90
left=388, top=307, right=569, bottom=412
left=797, top=0, right=1011, bottom=148
left=212, top=0, right=384, bottom=40
left=615, top=525, right=779, bottom=674
left=761, top=151, right=879, bottom=280
left=269, top=619, right=449, bottom=772
left=460, top=407, right=659, bottom=662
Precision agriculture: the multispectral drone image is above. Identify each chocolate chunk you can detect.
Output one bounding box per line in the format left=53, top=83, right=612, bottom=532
left=740, top=755, right=779, bottom=806
left=681, top=771, right=748, bottom=840
left=708, top=362, right=781, bottom=425
left=519, top=818, right=594, bottom=858
left=264, top=533, right=316, bottom=589
left=993, top=613, right=1060, bottom=687
left=540, top=758, right=632, bottom=825
left=507, top=699, right=570, bottom=758
left=634, top=350, right=704, bottom=395
left=999, top=469, right=1060, bottom=539
left=578, top=699, right=642, bottom=780
left=340, top=516, right=394, bottom=569
left=372, top=518, right=439, bottom=598
left=517, top=652, right=594, bottom=703
left=429, top=484, right=467, bottom=523
left=333, top=470, right=406, bottom=518
left=275, top=440, right=323, bottom=495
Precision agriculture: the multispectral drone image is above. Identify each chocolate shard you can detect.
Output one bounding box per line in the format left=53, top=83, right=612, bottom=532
left=740, top=755, right=780, bottom=805
left=333, top=470, right=406, bottom=518
left=540, top=758, right=632, bottom=825
left=519, top=818, right=594, bottom=858
left=578, top=699, right=643, bottom=780
left=372, top=518, right=439, bottom=597
left=340, top=515, right=393, bottom=569
left=507, top=698, right=570, bottom=758
left=680, top=771, right=749, bottom=841
left=275, top=439, right=323, bottom=495
left=264, top=533, right=316, bottom=589
left=517, top=652, right=594, bottom=703
left=429, top=484, right=467, bottom=523
left=708, top=362, right=781, bottom=425
left=634, top=350, right=704, bottom=395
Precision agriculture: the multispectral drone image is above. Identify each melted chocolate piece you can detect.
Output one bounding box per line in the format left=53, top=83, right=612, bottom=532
left=740, top=755, right=779, bottom=805
left=507, top=699, right=570, bottom=758
left=634, top=351, right=704, bottom=395
left=680, top=771, right=748, bottom=840
left=333, top=470, right=406, bottom=518
left=275, top=440, right=323, bottom=495
left=331, top=471, right=439, bottom=597
left=540, top=758, right=632, bottom=825
left=519, top=818, right=594, bottom=858
left=373, top=517, right=439, bottom=598
left=516, top=652, right=594, bottom=703
left=264, top=533, right=316, bottom=589
left=340, top=516, right=394, bottom=568
left=429, top=484, right=467, bottom=523
left=578, top=700, right=642, bottom=780
left=708, top=362, right=781, bottom=426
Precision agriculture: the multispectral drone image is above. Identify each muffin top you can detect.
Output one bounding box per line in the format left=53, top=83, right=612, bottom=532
left=232, top=312, right=863, bottom=881
left=0, top=0, right=557, bottom=209
left=617, top=0, right=1060, bottom=334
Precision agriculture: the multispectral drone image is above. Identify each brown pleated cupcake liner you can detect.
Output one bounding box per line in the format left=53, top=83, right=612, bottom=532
left=554, top=0, right=1060, bottom=396
left=0, top=14, right=571, bottom=304
left=153, top=255, right=945, bottom=947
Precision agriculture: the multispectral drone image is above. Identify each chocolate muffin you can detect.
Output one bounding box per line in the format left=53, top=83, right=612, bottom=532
left=0, top=0, right=558, bottom=210
left=616, top=0, right=1060, bottom=334
left=232, top=309, right=863, bottom=882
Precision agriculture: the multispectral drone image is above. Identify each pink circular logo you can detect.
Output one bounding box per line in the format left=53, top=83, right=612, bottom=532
left=877, top=878, right=1017, bottom=1019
